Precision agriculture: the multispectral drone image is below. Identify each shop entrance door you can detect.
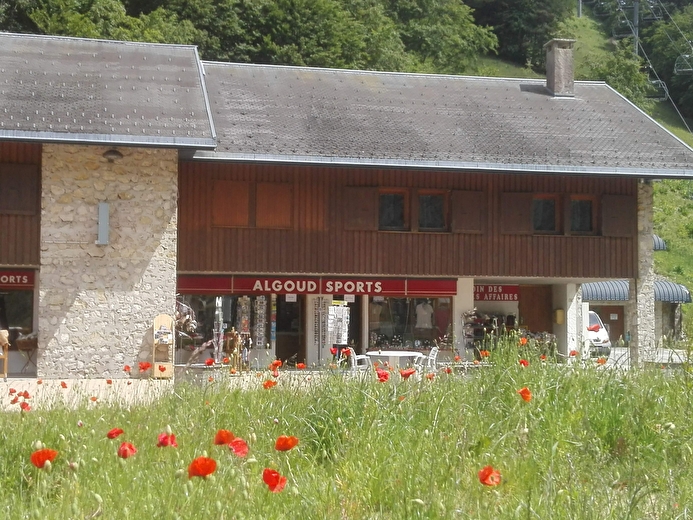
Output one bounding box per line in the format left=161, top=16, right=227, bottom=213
left=518, top=285, right=553, bottom=333
left=313, top=297, right=362, bottom=364
left=276, top=296, right=305, bottom=364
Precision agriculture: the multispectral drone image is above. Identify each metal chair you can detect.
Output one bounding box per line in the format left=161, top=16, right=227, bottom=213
left=414, top=346, right=439, bottom=372
left=342, top=347, right=371, bottom=371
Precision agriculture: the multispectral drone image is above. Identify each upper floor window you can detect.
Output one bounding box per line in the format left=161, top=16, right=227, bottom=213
left=379, top=190, right=409, bottom=231
left=418, top=191, right=448, bottom=231
left=532, top=195, right=559, bottom=233
left=570, top=197, right=595, bottom=234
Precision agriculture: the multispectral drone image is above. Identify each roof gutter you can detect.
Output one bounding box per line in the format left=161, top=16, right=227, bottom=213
left=0, top=130, right=216, bottom=150
left=190, top=151, right=693, bottom=179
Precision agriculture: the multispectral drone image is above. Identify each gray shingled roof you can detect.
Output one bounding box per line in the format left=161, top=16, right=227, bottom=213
left=199, top=61, right=693, bottom=177
left=0, top=32, right=215, bottom=149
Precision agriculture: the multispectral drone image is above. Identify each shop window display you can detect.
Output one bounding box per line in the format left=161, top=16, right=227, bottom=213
left=368, top=297, right=452, bottom=350
left=0, top=291, right=34, bottom=349
left=176, top=295, right=269, bottom=365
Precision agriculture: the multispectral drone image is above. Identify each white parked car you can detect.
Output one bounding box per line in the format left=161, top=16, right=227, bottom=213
left=587, top=311, right=611, bottom=358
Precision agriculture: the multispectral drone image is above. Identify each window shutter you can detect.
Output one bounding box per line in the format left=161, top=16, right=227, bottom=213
left=256, top=182, right=292, bottom=229
left=0, top=164, right=39, bottom=215
left=212, top=180, right=250, bottom=227
left=451, top=190, right=486, bottom=233
left=500, top=192, right=533, bottom=235
left=602, top=195, right=636, bottom=237
left=344, top=187, right=377, bottom=230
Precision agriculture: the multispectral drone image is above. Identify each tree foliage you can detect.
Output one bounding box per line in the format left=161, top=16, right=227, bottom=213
left=581, top=40, right=653, bottom=107
left=465, top=0, right=574, bottom=68
left=642, top=4, right=693, bottom=118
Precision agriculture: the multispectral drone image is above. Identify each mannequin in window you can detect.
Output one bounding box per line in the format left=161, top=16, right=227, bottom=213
left=435, top=300, right=451, bottom=339
left=415, top=299, right=434, bottom=330
left=369, top=300, right=383, bottom=331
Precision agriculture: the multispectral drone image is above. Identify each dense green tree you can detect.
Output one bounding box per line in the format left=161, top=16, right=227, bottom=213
left=581, top=40, right=654, bottom=107
left=465, top=0, right=574, bottom=68
left=12, top=0, right=196, bottom=43
left=643, top=4, right=693, bottom=118
left=0, top=0, right=38, bottom=32
left=384, top=0, right=497, bottom=73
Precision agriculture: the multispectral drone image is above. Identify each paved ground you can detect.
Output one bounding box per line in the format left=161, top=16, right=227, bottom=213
left=606, top=347, right=689, bottom=370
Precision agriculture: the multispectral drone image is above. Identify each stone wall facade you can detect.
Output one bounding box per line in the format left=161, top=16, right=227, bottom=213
left=626, top=180, right=656, bottom=365
left=38, top=145, right=178, bottom=378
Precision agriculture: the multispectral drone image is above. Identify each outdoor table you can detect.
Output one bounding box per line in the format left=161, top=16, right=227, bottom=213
left=366, top=350, right=425, bottom=368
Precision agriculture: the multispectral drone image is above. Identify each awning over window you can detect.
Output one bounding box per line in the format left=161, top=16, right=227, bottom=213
left=582, top=279, right=691, bottom=303
left=653, top=234, right=667, bottom=251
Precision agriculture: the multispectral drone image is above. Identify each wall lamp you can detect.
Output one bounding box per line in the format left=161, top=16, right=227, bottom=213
left=102, top=149, right=123, bottom=162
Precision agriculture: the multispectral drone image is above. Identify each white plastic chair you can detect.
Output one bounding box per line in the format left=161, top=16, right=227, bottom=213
left=342, top=347, right=371, bottom=371
left=414, top=346, right=439, bottom=372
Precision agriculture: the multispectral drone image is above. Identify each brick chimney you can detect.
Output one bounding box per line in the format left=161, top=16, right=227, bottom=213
left=544, top=39, right=576, bottom=97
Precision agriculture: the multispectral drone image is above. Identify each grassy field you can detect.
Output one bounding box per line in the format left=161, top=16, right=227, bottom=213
left=3, top=345, right=693, bottom=519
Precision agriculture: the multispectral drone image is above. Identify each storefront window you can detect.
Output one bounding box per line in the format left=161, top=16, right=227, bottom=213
left=0, top=291, right=33, bottom=349
left=368, top=297, right=452, bottom=350
left=176, top=295, right=270, bottom=362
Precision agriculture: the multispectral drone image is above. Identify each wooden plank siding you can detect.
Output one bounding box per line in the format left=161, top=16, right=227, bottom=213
left=0, top=142, right=41, bottom=267
left=178, top=161, right=637, bottom=279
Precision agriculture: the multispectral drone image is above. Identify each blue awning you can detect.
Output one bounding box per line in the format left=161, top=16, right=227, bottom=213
left=582, top=280, right=692, bottom=303
left=653, top=234, right=667, bottom=251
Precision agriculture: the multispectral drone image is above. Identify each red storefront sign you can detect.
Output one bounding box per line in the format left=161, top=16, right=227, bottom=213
left=0, top=270, right=35, bottom=289
left=178, top=275, right=456, bottom=296
left=474, top=284, right=519, bottom=302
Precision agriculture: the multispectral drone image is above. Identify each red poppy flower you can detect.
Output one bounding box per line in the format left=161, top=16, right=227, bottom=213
left=19, top=390, right=30, bottom=399
left=158, top=365, right=166, bottom=372
left=30, top=448, right=58, bottom=469
left=205, top=358, right=214, bottom=367
left=106, top=379, right=112, bottom=385
left=90, top=396, right=98, bottom=402
left=10, top=396, right=18, bottom=404
left=270, top=359, right=282, bottom=370
left=230, top=368, right=237, bottom=374
left=330, top=347, right=337, bottom=356
left=123, top=365, right=131, bottom=373
left=107, top=428, right=124, bottom=439
left=229, top=438, right=249, bottom=457
left=222, top=357, right=230, bottom=364
left=275, top=435, right=299, bottom=451
left=376, top=368, right=389, bottom=383
left=214, top=429, right=235, bottom=445
left=272, top=369, right=279, bottom=378
left=519, top=337, right=528, bottom=346
left=597, top=357, right=607, bottom=365
left=399, top=368, right=416, bottom=380
left=157, top=432, right=178, bottom=448
left=517, top=387, right=532, bottom=402
left=60, top=381, right=68, bottom=389
left=342, top=349, right=351, bottom=357
left=540, top=354, right=547, bottom=361
left=296, top=363, right=306, bottom=370
left=188, top=456, right=216, bottom=479
left=263, top=380, right=277, bottom=389
left=478, top=465, right=501, bottom=486
left=480, top=350, right=490, bottom=358
left=138, top=361, right=152, bottom=373
left=263, top=468, right=287, bottom=493
left=519, top=359, right=529, bottom=367
left=454, top=355, right=461, bottom=362
left=37, top=379, right=43, bottom=385
left=8, top=388, right=16, bottom=395
left=20, top=401, right=31, bottom=412
left=426, top=372, right=435, bottom=380
left=117, top=442, right=137, bottom=459
left=569, top=350, right=579, bottom=357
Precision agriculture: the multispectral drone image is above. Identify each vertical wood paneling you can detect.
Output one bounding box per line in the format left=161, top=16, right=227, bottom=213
left=178, top=162, right=638, bottom=279
left=0, top=142, right=41, bottom=267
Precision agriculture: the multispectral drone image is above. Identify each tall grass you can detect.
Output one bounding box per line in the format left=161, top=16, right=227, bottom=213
left=2, top=350, right=693, bottom=519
